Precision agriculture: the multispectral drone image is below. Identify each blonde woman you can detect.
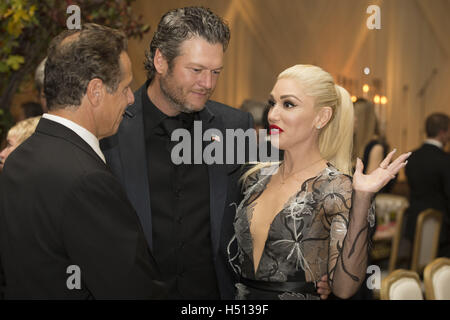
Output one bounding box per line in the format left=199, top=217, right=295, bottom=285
left=353, top=98, right=388, bottom=173
left=0, top=116, right=41, bottom=171
left=353, top=98, right=395, bottom=193
left=228, top=65, right=410, bottom=300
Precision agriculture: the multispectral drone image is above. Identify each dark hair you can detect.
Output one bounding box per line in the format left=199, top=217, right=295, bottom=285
left=240, top=100, right=265, bottom=127
left=21, top=101, right=43, bottom=118
left=425, top=113, right=449, bottom=138
left=262, top=103, right=271, bottom=130
left=144, top=6, right=230, bottom=82
left=44, top=23, right=127, bottom=110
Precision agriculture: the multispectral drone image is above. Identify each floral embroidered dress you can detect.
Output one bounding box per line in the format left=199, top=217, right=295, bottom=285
left=228, top=163, right=375, bottom=300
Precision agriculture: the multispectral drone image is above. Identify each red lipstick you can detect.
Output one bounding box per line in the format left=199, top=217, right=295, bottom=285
left=269, top=124, right=284, bottom=135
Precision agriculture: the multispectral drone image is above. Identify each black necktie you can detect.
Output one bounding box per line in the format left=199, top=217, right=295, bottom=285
left=178, top=112, right=195, bottom=130
left=160, top=117, right=181, bottom=137
left=160, top=113, right=195, bottom=137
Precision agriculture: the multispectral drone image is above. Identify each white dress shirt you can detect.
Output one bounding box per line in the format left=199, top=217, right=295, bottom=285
left=424, top=138, right=443, bottom=150
left=42, top=113, right=106, bottom=163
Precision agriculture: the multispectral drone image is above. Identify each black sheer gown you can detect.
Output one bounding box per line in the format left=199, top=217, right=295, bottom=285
left=228, top=163, right=375, bottom=300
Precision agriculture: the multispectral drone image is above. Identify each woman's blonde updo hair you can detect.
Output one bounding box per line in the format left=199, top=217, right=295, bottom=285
left=8, top=116, right=41, bottom=145
left=241, top=64, right=354, bottom=185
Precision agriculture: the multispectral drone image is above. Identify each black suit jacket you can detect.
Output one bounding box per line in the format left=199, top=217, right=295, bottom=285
left=101, top=84, right=254, bottom=299
left=405, top=143, right=450, bottom=254
left=0, top=118, right=165, bottom=299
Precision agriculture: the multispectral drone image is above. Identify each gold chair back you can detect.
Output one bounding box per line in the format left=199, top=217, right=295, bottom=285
left=411, top=209, right=443, bottom=274
left=381, top=269, right=423, bottom=300
left=388, top=207, right=407, bottom=273
left=424, top=257, right=450, bottom=300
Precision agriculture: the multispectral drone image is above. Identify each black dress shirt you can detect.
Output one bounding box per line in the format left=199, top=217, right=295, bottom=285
left=142, top=85, right=219, bottom=299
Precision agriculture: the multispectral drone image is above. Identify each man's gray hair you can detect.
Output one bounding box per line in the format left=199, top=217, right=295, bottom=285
left=144, top=6, right=230, bottom=82
left=35, top=57, right=47, bottom=93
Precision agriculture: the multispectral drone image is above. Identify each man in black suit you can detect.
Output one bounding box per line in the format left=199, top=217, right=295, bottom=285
left=101, top=7, right=248, bottom=299
left=0, top=24, right=165, bottom=299
left=405, top=113, right=450, bottom=257
left=101, top=7, right=331, bottom=299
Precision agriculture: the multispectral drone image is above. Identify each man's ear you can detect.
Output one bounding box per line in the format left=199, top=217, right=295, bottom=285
left=154, top=48, right=168, bottom=75
left=86, top=78, right=104, bottom=107
left=438, top=129, right=450, bottom=144
left=315, top=106, right=333, bottom=129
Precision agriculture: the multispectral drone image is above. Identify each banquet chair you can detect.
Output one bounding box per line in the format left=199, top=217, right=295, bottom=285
left=375, top=194, right=409, bottom=227
left=424, top=257, right=450, bottom=300
left=372, top=194, right=409, bottom=263
left=380, top=269, right=423, bottom=300
left=411, top=209, right=443, bottom=274
left=388, top=206, right=407, bottom=273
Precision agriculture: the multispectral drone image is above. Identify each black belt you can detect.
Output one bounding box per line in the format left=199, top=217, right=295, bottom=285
left=240, top=277, right=317, bottom=295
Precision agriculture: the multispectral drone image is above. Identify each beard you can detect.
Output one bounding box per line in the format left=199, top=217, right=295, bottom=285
left=159, top=71, right=212, bottom=114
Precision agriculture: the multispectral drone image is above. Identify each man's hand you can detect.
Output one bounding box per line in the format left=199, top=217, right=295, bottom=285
left=317, top=275, right=331, bottom=299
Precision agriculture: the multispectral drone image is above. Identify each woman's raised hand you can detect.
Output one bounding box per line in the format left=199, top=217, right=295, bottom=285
left=353, top=149, right=411, bottom=193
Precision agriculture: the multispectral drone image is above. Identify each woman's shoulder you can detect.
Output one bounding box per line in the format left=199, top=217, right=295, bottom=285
left=323, top=163, right=351, bottom=178
left=241, top=162, right=279, bottom=191
left=320, top=163, right=353, bottom=191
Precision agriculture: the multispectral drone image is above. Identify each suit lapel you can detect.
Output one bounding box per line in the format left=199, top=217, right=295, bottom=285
left=118, top=85, right=154, bottom=250
left=36, top=118, right=107, bottom=167
left=199, top=105, right=228, bottom=256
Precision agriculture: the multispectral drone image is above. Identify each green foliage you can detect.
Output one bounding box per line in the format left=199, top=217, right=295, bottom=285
left=0, top=0, right=150, bottom=112
left=0, top=0, right=38, bottom=76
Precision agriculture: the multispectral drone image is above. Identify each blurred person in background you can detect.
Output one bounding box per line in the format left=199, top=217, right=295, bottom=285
left=0, top=116, right=40, bottom=172
left=240, top=100, right=272, bottom=156
left=240, top=99, right=265, bottom=131
left=405, top=113, right=450, bottom=258
left=18, top=102, right=43, bottom=121
left=353, top=98, right=395, bottom=193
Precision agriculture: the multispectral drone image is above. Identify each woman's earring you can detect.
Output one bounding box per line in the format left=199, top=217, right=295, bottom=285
left=316, top=125, right=321, bottom=129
